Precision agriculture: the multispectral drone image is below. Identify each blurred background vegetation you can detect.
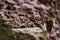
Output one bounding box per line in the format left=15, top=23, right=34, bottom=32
left=0, top=18, right=36, bottom=40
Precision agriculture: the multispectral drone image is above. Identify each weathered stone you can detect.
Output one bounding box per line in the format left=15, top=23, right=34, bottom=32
left=34, top=5, right=41, bottom=10
left=24, top=0, right=31, bottom=2
left=16, top=32, right=36, bottom=40
left=13, top=5, right=21, bottom=9
left=21, top=3, right=34, bottom=9
left=6, top=0, right=15, bottom=4
left=18, top=0, right=24, bottom=3
left=0, top=0, right=60, bottom=40
left=57, top=34, right=60, bottom=38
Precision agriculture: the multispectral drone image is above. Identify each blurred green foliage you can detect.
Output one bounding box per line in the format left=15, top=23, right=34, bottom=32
left=46, top=19, right=53, bottom=33
left=16, top=32, right=36, bottom=40
left=0, top=18, right=36, bottom=40
left=0, top=27, right=16, bottom=40
left=0, top=18, right=16, bottom=40
left=38, top=17, right=53, bottom=40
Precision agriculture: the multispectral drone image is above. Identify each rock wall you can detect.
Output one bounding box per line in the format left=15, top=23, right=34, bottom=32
left=0, top=0, right=52, bottom=28
left=0, top=0, right=60, bottom=40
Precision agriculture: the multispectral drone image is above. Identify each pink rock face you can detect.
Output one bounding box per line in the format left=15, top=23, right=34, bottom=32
left=34, top=4, right=41, bottom=10
left=24, top=0, right=31, bottom=2
left=21, top=3, right=34, bottom=9
left=6, top=0, right=15, bottom=3
left=18, top=0, right=31, bottom=3
left=0, top=0, right=60, bottom=40
left=18, top=0, right=24, bottom=3
left=26, top=1, right=37, bottom=5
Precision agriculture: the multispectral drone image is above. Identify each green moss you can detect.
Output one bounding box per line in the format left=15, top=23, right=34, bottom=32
left=46, top=19, right=53, bottom=33
left=0, top=18, right=36, bottom=40
left=0, top=18, right=16, bottom=40
left=0, top=27, right=16, bottom=40
left=16, top=32, right=36, bottom=40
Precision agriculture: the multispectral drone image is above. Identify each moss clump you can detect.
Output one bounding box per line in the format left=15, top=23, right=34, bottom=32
left=0, top=27, right=16, bottom=40
left=0, top=18, right=16, bottom=40
left=16, top=32, right=36, bottom=40
left=0, top=18, right=36, bottom=40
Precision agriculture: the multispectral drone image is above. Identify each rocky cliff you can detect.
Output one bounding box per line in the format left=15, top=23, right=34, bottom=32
left=0, top=0, right=60, bottom=40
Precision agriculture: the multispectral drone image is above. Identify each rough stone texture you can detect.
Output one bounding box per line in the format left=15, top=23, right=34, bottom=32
left=0, top=0, right=60, bottom=40
left=16, top=32, right=36, bottom=40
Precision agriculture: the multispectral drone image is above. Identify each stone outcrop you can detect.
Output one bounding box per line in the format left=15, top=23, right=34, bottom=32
left=0, top=0, right=60, bottom=40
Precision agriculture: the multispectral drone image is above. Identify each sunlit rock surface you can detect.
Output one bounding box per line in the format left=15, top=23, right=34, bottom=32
left=12, top=27, right=43, bottom=40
